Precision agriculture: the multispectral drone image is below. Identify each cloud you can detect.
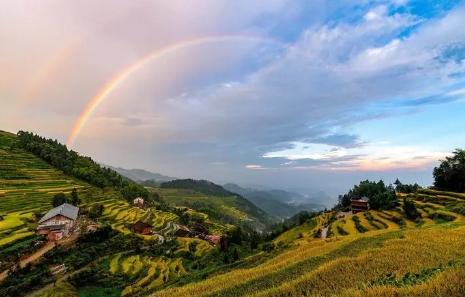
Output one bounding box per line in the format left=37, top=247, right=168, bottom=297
left=2, top=0, right=465, bottom=195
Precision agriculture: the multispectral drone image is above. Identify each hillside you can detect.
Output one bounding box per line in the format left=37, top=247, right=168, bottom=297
left=224, top=183, right=325, bottom=219
left=159, top=179, right=275, bottom=228
left=0, top=130, right=119, bottom=249
left=3, top=130, right=465, bottom=297
left=149, top=189, right=465, bottom=297
left=0, top=132, right=236, bottom=296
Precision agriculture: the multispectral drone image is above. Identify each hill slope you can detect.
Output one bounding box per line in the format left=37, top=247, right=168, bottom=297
left=0, top=130, right=121, bottom=248
left=109, top=166, right=175, bottom=183
left=224, top=183, right=325, bottom=219
left=159, top=179, right=275, bottom=228
left=150, top=189, right=465, bottom=297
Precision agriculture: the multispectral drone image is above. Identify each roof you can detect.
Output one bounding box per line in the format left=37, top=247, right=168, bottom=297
left=133, top=221, right=152, bottom=230
left=39, top=203, right=79, bottom=223
left=352, top=197, right=369, bottom=202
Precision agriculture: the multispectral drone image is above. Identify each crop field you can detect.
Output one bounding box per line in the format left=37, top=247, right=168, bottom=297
left=100, top=200, right=178, bottom=235
left=106, top=252, right=188, bottom=296
left=149, top=190, right=465, bottom=297
left=0, top=131, right=121, bottom=248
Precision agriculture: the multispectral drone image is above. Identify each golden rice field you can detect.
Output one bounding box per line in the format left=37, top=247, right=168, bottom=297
left=107, top=252, right=188, bottom=296
left=100, top=200, right=178, bottom=235
left=149, top=190, right=465, bottom=297
left=0, top=131, right=124, bottom=248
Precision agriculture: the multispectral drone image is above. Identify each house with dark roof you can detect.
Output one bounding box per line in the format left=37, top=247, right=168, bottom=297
left=133, top=221, right=153, bottom=235
left=37, top=203, right=79, bottom=241
left=351, top=197, right=370, bottom=213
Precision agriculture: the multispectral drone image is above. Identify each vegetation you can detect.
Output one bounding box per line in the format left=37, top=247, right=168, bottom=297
left=394, top=179, right=422, bottom=194
left=152, top=187, right=273, bottom=230
left=337, top=180, right=397, bottom=210
left=434, top=149, right=465, bottom=192
left=403, top=197, right=420, bottom=220
left=15, top=131, right=148, bottom=201
left=4, top=130, right=465, bottom=297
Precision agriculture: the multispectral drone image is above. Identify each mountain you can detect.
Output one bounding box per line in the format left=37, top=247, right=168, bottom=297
left=109, top=166, right=175, bottom=183
left=224, top=183, right=326, bottom=219
left=3, top=130, right=465, bottom=297
left=160, top=179, right=275, bottom=228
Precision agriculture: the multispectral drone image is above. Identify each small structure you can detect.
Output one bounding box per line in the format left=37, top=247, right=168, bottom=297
left=206, top=235, right=222, bottom=245
left=133, top=197, right=144, bottom=208
left=86, top=223, right=98, bottom=233
left=351, top=197, right=370, bottom=213
left=50, top=264, right=67, bottom=275
left=37, top=203, right=79, bottom=241
left=133, top=221, right=153, bottom=235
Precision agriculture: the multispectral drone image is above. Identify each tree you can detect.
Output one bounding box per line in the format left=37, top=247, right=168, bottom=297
left=403, top=197, right=420, bottom=220
left=52, top=193, right=68, bottom=207
left=88, top=204, right=104, bottom=219
left=232, top=248, right=239, bottom=262
left=394, top=179, right=422, bottom=194
left=70, top=188, right=80, bottom=206
left=337, top=180, right=397, bottom=210
left=434, top=149, right=465, bottom=192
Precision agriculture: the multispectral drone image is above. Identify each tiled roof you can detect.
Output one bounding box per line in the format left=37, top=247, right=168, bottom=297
left=39, top=203, right=79, bottom=223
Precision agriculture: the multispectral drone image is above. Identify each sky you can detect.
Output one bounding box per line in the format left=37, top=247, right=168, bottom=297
left=2, top=0, right=465, bottom=203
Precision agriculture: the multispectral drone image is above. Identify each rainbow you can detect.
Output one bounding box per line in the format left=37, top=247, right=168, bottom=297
left=66, top=35, right=278, bottom=147
left=21, top=44, right=77, bottom=108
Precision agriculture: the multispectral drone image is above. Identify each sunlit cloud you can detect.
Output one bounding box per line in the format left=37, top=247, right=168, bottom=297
left=263, top=141, right=448, bottom=171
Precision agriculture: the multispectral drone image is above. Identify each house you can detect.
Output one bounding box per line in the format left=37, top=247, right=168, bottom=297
left=133, top=197, right=144, bottom=208
left=37, top=203, right=79, bottom=241
left=133, top=221, right=153, bottom=235
left=206, top=235, right=222, bottom=245
left=351, top=197, right=370, bottom=213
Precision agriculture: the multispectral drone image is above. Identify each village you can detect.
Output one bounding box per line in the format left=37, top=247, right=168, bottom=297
left=1, top=195, right=223, bottom=282
left=37, top=196, right=222, bottom=244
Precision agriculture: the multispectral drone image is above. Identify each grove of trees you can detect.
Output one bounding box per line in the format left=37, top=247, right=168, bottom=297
left=16, top=131, right=148, bottom=201
left=433, top=149, right=465, bottom=192
left=337, top=180, right=397, bottom=210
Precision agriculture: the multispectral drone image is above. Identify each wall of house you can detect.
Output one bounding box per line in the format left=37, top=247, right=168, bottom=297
left=41, top=215, right=75, bottom=229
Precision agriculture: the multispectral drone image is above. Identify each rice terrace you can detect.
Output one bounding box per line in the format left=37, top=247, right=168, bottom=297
left=2, top=1, right=465, bottom=296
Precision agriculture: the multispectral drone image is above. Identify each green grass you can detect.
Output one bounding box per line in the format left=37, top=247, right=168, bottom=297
left=79, top=287, right=121, bottom=297
left=0, top=131, right=124, bottom=249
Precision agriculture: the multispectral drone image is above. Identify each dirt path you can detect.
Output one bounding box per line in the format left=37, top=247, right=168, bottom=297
left=20, top=242, right=55, bottom=268
left=1, top=233, right=79, bottom=282
left=321, top=226, right=329, bottom=239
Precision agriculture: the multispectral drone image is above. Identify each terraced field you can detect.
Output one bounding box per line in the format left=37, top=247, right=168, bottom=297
left=99, top=200, right=178, bottom=236
left=105, top=247, right=195, bottom=296
left=149, top=189, right=465, bottom=297
left=0, top=131, right=121, bottom=248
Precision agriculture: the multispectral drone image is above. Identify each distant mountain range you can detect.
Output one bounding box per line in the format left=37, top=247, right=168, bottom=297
left=109, top=166, right=176, bottom=183
left=223, top=183, right=326, bottom=219
left=110, top=166, right=327, bottom=220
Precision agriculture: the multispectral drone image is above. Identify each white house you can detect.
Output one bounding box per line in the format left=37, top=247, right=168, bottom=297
left=37, top=203, right=79, bottom=241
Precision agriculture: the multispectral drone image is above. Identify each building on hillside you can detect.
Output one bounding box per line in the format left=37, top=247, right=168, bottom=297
left=133, top=221, right=153, bottom=235
left=86, top=223, right=98, bottom=233
left=133, top=197, right=144, bottom=208
left=351, top=197, right=370, bottom=213
left=37, top=203, right=79, bottom=241
left=206, top=235, right=222, bottom=245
